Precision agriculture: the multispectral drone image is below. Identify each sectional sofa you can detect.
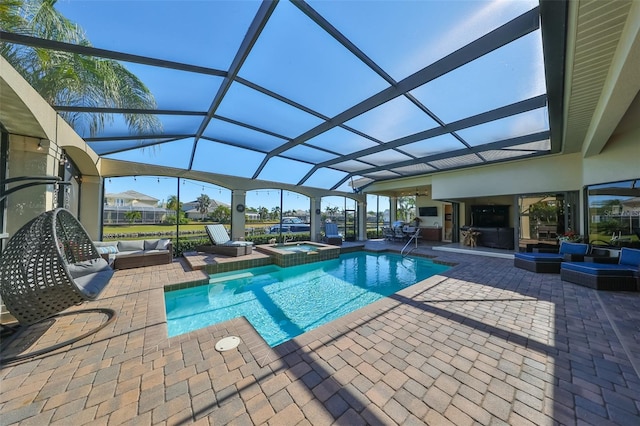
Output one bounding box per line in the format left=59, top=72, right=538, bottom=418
left=93, top=239, right=173, bottom=270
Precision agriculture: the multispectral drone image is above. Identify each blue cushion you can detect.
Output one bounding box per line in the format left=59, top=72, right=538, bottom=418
left=619, top=248, right=640, bottom=268
left=561, top=262, right=636, bottom=277
left=559, top=242, right=589, bottom=255
left=514, top=253, right=564, bottom=262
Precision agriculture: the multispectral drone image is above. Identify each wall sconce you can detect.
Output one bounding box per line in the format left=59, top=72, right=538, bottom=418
left=37, top=140, right=44, bottom=151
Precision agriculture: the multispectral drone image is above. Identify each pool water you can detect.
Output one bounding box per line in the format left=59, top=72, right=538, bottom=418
left=165, top=251, right=449, bottom=346
left=277, top=243, right=319, bottom=252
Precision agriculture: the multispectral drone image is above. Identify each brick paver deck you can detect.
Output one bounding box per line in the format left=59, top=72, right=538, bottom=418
left=1, top=241, right=639, bottom=425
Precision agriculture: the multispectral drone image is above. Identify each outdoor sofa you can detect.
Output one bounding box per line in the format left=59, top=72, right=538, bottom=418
left=513, top=241, right=590, bottom=273
left=560, top=247, right=640, bottom=291
left=93, top=239, right=173, bottom=270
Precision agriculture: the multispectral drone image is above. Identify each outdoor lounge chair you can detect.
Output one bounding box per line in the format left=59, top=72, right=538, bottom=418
left=323, top=223, right=343, bottom=246
left=560, top=247, right=640, bottom=291
left=513, top=241, right=590, bottom=273
left=204, top=224, right=253, bottom=257
left=0, top=209, right=114, bottom=325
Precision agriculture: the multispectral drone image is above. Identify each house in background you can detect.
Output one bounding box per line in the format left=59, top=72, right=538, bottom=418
left=103, top=190, right=167, bottom=224
left=183, top=199, right=230, bottom=221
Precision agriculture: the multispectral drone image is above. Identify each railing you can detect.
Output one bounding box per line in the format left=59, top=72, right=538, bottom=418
left=401, top=228, right=422, bottom=257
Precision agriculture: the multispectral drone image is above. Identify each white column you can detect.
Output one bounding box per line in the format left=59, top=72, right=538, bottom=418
left=230, top=190, right=246, bottom=241
left=310, top=197, right=322, bottom=242
left=358, top=199, right=367, bottom=241
left=390, top=197, right=398, bottom=224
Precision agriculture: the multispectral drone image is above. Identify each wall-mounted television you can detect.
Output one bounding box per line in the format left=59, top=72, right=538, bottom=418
left=471, top=205, right=509, bottom=228
left=418, top=206, right=438, bottom=216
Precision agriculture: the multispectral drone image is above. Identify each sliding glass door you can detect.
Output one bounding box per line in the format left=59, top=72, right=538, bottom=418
left=517, top=192, right=579, bottom=250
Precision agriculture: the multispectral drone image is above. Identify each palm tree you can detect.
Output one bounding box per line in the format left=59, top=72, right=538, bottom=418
left=0, top=0, right=161, bottom=137
left=196, top=194, right=211, bottom=221
left=124, top=210, right=141, bottom=224
left=270, top=206, right=281, bottom=221
left=166, top=195, right=182, bottom=212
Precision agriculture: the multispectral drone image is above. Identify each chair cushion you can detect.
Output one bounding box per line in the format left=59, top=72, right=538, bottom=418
left=67, top=258, right=111, bottom=279
left=118, top=240, right=145, bottom=251
left=144, top=239, right=160, bottom=250
left=559, top=242, right=589, bottom=255
left=619, top=248, right=640, bottom=268
left=74, top=268, right=114, bottom=299
left=156, top=239, right=171, bottom=250
left=514, top=253, right=564, bottom=262
left=561, top=262, right=636, bottom=277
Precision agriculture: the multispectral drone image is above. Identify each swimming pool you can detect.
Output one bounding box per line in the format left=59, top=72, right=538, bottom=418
left=165, top=251, right=449, bottom=346
left=277, top=243, right=319, bottom=252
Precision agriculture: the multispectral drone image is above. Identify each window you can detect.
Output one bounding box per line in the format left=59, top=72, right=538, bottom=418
left=586, top=179, right=640, bottom=247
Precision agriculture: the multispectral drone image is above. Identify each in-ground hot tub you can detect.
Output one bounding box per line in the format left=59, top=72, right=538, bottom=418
left=256, top=241, right=340, bottom=267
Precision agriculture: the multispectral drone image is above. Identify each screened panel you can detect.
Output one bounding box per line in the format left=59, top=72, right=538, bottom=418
left=332, top=160, right=373, bottom=173
left=429, top=153, right=484, bottom=169
left=204, top=118, right=286, bottom=152
left=283, top=145, right=338, bottom=163
left=257, top=157, right=314, bottom=185
left=391, top=164, right=437, bottom=175
left=122, top=64, right=224, bottom=111
left=478, top=149, right=539, bottom=161
left=410, top=30, right=546, bottom=123
left=238, top=1, right=389, bottom=117
left=216, top=82, right=324, bottom=138
left=57, top=1, right=261, bottom=69
left=363, top=171, right=401, bottom=179
left=308, top=0, right=538, bottom=81
left=397, top=134, right=465, bottom=157
left=510, top=139, right=551, bottom=151
left=191, top=140, right=265, bottom=178
left=306, top=127, right=380, bottom=154
left=456, top=107, right=549, bottom=147
left=303, top=168, right=348, bottom=189
left=102, top=139, right=194, bottom=169
left=344, top=96, right=439, bottom=142
left=88, top=138, right=178, bottom=156
left=358, top=150, right=413, bottom=166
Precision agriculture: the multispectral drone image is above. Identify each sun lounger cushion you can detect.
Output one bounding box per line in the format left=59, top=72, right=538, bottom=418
left=206, top=225, right=253, bottom=246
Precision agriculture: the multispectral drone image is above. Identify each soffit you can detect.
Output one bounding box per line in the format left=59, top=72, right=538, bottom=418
left=563, top=0, right=637, bottom=154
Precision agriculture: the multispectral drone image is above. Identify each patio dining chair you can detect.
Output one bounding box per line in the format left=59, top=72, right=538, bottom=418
left=0, top=209, right=114, bottom=325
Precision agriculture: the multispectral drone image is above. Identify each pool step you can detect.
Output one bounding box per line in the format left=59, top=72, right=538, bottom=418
left=208, top=265, right=280, bottom=284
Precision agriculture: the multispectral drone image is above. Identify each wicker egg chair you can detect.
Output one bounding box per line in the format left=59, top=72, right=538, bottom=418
left=0, top=208, right=114, bottom=325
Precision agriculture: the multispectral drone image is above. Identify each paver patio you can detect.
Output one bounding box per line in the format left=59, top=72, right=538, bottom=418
left=1, top=241, right=639, bottom=425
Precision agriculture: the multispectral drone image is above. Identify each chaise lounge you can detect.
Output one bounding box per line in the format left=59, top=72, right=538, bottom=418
left=514, top=241, right=590, bottom=273
left=322, top=223, right=343, bottom=246
left=560, top=247, right=640, bottom=291
left=202, top=224, right=253, bottom=257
